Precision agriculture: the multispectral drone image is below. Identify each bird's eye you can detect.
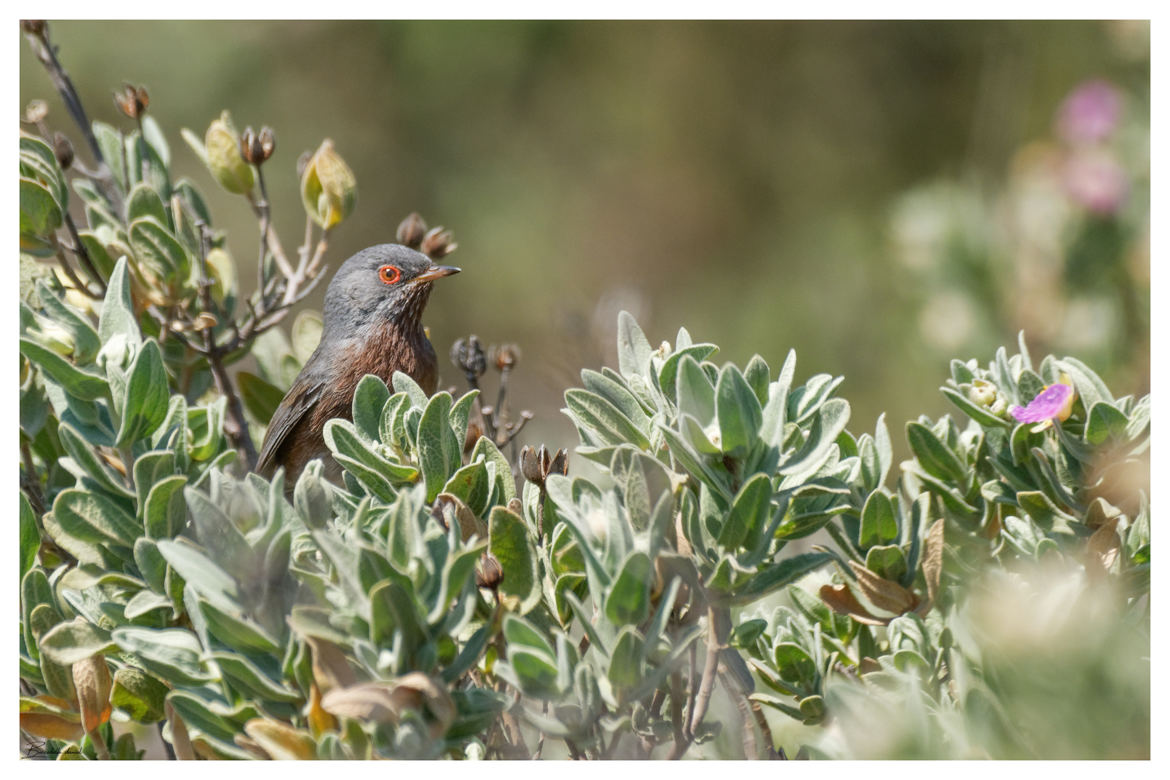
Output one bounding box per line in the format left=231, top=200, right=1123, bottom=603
left=378, top=265, right=402, bottom=285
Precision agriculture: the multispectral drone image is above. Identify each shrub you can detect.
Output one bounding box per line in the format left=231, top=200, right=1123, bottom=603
left=19, top=22, right=1149, bottom=760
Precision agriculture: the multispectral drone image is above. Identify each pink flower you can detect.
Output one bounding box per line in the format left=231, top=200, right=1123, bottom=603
left=1063, top=150, right=1128, bottom=215
left=1057, top=79, right=1122, bottom=145
left=1009, top=383, right=1075, bottom=424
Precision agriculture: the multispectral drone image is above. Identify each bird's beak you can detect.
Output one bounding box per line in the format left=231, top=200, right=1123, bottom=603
left=412, top=265, right=461, bottom=283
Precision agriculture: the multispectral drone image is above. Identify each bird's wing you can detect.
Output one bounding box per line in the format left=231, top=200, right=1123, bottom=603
left=255, top=375, right=326, bottom=477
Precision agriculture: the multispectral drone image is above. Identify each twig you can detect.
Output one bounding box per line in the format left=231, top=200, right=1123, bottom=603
left=195, top=225, right=257, bottom=470
left=48, top=233, right=101, bottom=299
left=688, top=606, right=725, bottom=737
left=720, top=669, right=757, bottom=759
left=20, top=438, right=46, bottom=517
left=22, top=24, right=123, bottom=213
left=62, top=212, right=106, bottom=294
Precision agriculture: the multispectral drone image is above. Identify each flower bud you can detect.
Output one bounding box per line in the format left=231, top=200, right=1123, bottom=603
left=491, top=343, right=520, bottom=372
left=475, top=554, right=504, bottom=590
left=24, top=100, right=48, bottom=124
left=450, top=335, right=487, bottom=381
left=205, top=111, right=255, bottom=195
left=300, top=139, right=357, bottom=228
left=968, top=379, right=997, bottom=408
left=52, top=132, right=74, bottom=170
left=397, top=212, right=428, bottom=248
left=113, top=83, right=149, bottom=120
left=420, top=226, right=457, bottom=259
left=240, top=126, right=276, bottom=166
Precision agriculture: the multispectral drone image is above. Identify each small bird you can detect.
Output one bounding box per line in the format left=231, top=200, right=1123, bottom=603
left=256, top=243, right=460, bottom=484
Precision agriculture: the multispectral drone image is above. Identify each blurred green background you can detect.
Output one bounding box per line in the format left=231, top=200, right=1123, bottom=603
left=20, top=20, right=1150, bottom=450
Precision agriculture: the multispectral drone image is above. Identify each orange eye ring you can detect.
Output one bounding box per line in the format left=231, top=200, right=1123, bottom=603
left=378, top=264, right=402, bottom=285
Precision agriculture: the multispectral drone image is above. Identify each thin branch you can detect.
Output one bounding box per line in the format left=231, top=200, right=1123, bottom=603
left=62, top=211, right=106, bottom=293
left=688, top=606, right=724, bottom=737
left=22, top=25, right=123, bottom=212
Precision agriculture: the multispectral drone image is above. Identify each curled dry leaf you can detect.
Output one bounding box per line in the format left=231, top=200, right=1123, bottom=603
left=847, top=560, right=919, bottom=615
left=72, top=654, right=112, bottom=734
left=19, top=695, right=84, bottom=741
left=922, top=517, right=945, bottom=608
left=244, top=717, right=318, bottom=760
left=435, top=492, right=483, bottom=542
left=307, top=635, right=358, bottom=694
left=165, top=701, right=197, bottom=760
left=1086, top=517, right=1122, bottom=580
left=321, top=673, right=455, bottom=739
left=819, top=583, right=889, bottom=626
left=305, top=681, right=337, bottom=737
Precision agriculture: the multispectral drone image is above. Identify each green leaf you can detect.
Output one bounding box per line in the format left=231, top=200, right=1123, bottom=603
left=128, top=216, right=190, bottom=282
left=508, top=648, right=560, bottom=698
left=941, top=386, right=1012, bottom=428
left=209, top=652, right=299, bottom=702
left=1084, top=401, right=1129, bottom=446
left=141, top=474, right=187, bottom=540
left=39, top=618, right=116, bottom=666
left=728, top=551, right=832, bottom=605
left=20, top=177, right=63, bottom=239
left=716, top=364, right=764, bottom=455
left=323, top=419, right=418, bottom=499
left=773, top=642, right=817, bottom=686
left=418, top=392, right=462, bottom=502
left=502, top=614, right=555, bottom=658
left=471, top=437, right=516, bottom=504
left=864, top=545, right=908, bottom=582
left=115, top=339, right=169, bottom=445
left=744, top=354, right=771, bottom=405
left=199, top=600, right=282, bottom=654
left=859, top=490, right=898, bottom=548
left=488, top=506, right=540, bottom=614
left=656, top=344, right=719, bottom=402
left=52, top=487, right=141, bottom=548
left=564, top=388, right=651, bottom=449
left=111, top=668, right=168, bottom=722
left=19, top=338, right=109, bottom=401
left=32, top=283, right=101, bottom=364
left=779, top=398, right=851, bottom=477
left=604, top=551, right=652, bottom=627
left=112, top=627, right=212, bottom=686
left=156, top=539, right=242, bottom=613
left=20, top=494, right=39, bottom=584
left=719, top=473, right=773, bottom=550
left=125, top=183, right=168, bottom=225
left=581, top=369, right=649, bottom=431
left=391, top=370, right=429, bottom=409
left=607, top=627, right=644, bottom=693
left=675, top=355, right=715, bottom=424
left=443, top=462, right=491, bottom=517
left=238, top=371, right=285, bottom=425
left=616, top=310, right=653, bottom=379
left=906, top=421, right=966, bottom=483
left=98, top=258, right=141, bottom=346
left=352, top=374, right=391, bottom=440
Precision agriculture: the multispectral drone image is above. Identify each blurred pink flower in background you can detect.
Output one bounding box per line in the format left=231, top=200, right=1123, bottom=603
left=1056, top=79, right=1122, bottom=145
left=1063, top=149, right=1128, bottom=215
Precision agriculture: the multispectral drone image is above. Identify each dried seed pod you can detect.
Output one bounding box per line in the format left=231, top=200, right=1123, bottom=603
left=396, top=212, right=428, bottom=248
left=113, top=83, right=149, bottom=120
left=475, top=553, right=504, bottom=590
left=548, top=448, right=568, bottom=477
left=240, top=125, right=276, bottom=165
left=420, top=226, right=457, bottom=259
left=520, top=445, right=542, bottom=484
left=491, top=343, right=521, bottom=372
left=21, top=20, right=47, bottom=39
left=51, top=132, right=74, bottom=170
left=450, top=335, right=487, bottom=381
